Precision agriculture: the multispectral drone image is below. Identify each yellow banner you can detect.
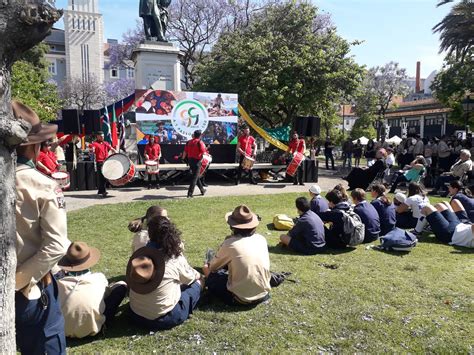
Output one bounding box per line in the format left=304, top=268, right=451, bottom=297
left=238, top=104, right=288, bottom=151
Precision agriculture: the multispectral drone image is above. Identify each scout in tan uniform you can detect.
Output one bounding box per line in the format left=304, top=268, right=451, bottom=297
left=14, top=101, right=69, bottom=354
left=57, top=242, right=127, bottom=338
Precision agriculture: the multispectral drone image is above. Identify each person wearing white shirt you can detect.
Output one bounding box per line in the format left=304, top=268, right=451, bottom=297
left=395, top=182, right=429, bottom=229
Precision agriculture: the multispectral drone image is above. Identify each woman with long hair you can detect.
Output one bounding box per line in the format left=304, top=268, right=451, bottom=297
left=128, top=205, right=168, bottom=253
left=370, top=184, right=396, bottom=236
left=128, top=216, right=202, bottom=331
left=389, top=156, right=426, bottom=193
left=448, top=181, right=474, bottom=222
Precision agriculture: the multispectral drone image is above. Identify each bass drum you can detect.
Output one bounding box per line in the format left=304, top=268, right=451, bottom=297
left=102, top=153, right=136, bottom=187
left=286, top=153, right=305, bottom=177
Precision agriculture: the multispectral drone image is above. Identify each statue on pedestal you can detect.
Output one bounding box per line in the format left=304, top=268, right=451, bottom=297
left=139, top=0, right=171, bottom=42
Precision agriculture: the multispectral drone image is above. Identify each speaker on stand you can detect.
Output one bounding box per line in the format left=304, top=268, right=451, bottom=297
left=61, top=110, right=81, bottom=135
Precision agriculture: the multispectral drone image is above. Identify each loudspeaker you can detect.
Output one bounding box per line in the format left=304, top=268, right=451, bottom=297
left=62, top=110, right=81, bottom=135
left=295, top=116, right=321, bottom=137
left=83, top=110, right=102, bottom=135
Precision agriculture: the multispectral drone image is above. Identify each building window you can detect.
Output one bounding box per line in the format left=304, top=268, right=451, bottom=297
left=48, top=60, right=57, bottom=75
left=110, top=68, right=119, bottom=79
left=127, top=68, right=134, bottom=79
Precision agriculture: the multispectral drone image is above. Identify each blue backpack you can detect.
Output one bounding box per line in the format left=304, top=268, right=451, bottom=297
left=379, top=228, right=418, bottom=251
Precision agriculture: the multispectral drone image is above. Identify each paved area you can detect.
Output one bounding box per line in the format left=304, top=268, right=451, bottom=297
left=64, top=171, right=347, bottom=212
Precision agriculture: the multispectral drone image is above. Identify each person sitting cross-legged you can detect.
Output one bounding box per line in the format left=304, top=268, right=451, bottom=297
left=370, top=184, right=396, bottom=236
left=422, top=201, right=474, bottom=248
left=128, top=216, right=202, bottom=330
left=57, top=242, right=128, bottom=338
left=279, top=197, right=327, bottom=255
left=128, top=205, right=169, bottom=253
left=351, top=188, right=381, bottom=243
left=394, top=182, right=429, bottom=230
left=308, top=184, right=329, bottom=214
left=203, top=205, right=271, bottom=306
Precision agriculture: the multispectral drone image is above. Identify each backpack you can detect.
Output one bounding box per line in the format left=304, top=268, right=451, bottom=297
left=340, top=209, right=365, bottom=246
left=379, top=228, right=418, bottom=252
left=273, top=214, right=295, bottom=231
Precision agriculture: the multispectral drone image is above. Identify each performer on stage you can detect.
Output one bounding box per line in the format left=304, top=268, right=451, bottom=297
left=287, top=131, right=306, bottom=185
left=236, top=126, right=257, bottom=185
left=144, top=135, right=161, bottom=189
left=90, top=131, right=117, bottom=197
left=182, top=130, right=207, bottom=198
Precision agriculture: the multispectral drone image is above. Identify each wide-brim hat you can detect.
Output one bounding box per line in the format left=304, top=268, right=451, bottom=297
left=225, top=205, right=259, bottom=229
left=126, top=247, right=166, bottom=295
left=12, top=101, right=57, bottom=146
left=58, top=242, right=101, bottom=272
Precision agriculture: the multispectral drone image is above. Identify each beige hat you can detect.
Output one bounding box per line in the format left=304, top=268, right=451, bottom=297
left=225, top=205, right=259, bottom=229
left=12, top=101, right=57, bottom=146
left=126, top=247, right=166, bottom=295
left=309, top=185, right=321, bottom=195
left=58, top=242, right=101, bottom=272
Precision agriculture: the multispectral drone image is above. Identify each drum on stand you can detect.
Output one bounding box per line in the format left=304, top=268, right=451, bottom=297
left=199, top=154, right=212, bottom=177
left=286, top=153, right=305, bottom=177
left=52, top=172, right=71, bottom=190
left=241, top=155, right=255, bottom=170
left=145, top=160, right=159, bottom=175
left=102, top=153, right=136, bottom=187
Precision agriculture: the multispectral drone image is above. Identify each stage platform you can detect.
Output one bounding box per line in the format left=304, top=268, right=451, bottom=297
left=136, top=163, right=287, bottom=172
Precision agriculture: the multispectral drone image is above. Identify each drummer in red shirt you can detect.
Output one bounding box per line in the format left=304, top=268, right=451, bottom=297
left=236, top=126, right=257, bottom=185
left=37, top=141, right=59, bottom=176
left=144, top=135, right=161, bottom=189
left=90, top=131, right=117, bottom=197
left=182, top=130, right=207, bottom=198
left=287, top=131, right=306, bottom=186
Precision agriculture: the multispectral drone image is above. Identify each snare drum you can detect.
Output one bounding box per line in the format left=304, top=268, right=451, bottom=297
left=52, top=172, right=70, bottom=190
left=241, top=155, right=255, bottom=170
left=286, top=153, right=305, bottom=177
left=102, top=153, right=136, bottom=187
left=145, top=160, right=159, bottom=175
left=199, top=153, right=212, bottom=177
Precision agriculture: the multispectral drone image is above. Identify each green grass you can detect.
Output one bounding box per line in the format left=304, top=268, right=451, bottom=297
left=66, top=193, right=474, bottom=353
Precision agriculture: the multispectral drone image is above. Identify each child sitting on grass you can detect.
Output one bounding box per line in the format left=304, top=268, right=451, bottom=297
left=128, top=205, right=168, bottom=252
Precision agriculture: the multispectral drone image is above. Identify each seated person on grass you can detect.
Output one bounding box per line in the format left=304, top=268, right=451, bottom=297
left=394, top=182, right=429, bottom=230
left=128, top=205, right=168, bottom=253
left=279, top=197, right=326, bottom=255
left=448, top=181, right=474, bottom=223
left=318, top=190, right=352, bottom=249
left=422, top=201, right=474, bottom=248
left=57, top=242, right=128, bottom=339
left=370, top=184, right=396, bottom=236
left=309, top=184, right=329, bottom=214
left=351, top=188, right=381, bottom=243
left=128, top=216, right=202, bottom=331
left=203, top=205, right=271, bottom=306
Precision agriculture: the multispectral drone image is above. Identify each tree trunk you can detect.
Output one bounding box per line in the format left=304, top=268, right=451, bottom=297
left=0, top=1, right=61, bottom=351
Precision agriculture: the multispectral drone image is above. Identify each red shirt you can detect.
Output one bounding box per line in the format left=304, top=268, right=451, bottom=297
left=90, top=141, right=112, bottom=162
left=37, top=151, right=58, bottom=175
left=289, top=138, right=305, bottom=154
left=145, top=143, right=161, bottom=161
left=238, top=135, right=255, bottom=156
left=185, top=138, right=206, bottom=160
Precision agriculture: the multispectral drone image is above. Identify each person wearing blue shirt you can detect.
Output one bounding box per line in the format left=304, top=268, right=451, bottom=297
left=279, top=197, right=326, bottom=255
left=448, top=180, right=474, bottom=223
left=318, top=190, right=352, bottom=249
left=351, top=188, right=381, bottom=243
left=309, top=184, right=329, bottom=214
left=370, top=184, right=396, bottom=236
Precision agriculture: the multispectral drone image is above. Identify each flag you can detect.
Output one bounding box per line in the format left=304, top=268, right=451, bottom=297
left=110, top=102, right=119, bottom=149
left=101, top=106, right=112, bottom=144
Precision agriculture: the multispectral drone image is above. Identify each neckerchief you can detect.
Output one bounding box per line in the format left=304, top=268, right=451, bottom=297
left=17, top=156, right=36, bottom=169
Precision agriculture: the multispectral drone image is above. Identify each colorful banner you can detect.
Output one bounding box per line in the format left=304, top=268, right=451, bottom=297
left=238, top=104, right=288, bottom=151
left=135, top=90, right=238, bottom=145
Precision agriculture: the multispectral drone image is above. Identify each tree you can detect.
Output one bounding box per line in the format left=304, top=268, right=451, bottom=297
left=363, top=62, right=409, bottom=138
left=194, top=1, right=363, bottom=128
left=433, top=0, right=473, bottom=63
left=60, top=76, right=107, bottom=111
left=0, top=2, right=61, bottom=351
left=106, top=21, right=145, bottom=70
left=104, top=77, right=135, bottom=104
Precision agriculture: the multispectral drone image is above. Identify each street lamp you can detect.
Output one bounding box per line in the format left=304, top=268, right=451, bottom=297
left=462, top=94, right=472, bottom=134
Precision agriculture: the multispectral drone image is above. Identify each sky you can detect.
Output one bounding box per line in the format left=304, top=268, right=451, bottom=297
left=54, top=0, right=450, bottom=78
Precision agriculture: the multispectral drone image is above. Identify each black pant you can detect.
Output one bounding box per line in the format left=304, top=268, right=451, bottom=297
left=103, top=283, right=127, bottom=325
left=389, top=173, right=408, bottom=193
left=148, top=173, right=160, bottom=185
left=293, top=163, right=304, bottom=184
left=96, top=162, right=106, bottom=194
left=188, top=158, right=204, bottom=196
left=325, top=154, right=334, bottom=170
left=236, top=156, right=255, bottom=183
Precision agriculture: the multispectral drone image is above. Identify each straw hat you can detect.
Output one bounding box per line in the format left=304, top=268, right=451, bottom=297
left=126, top=247, right=166, bottom=295
left=225, top=205, right=259, bottom=229
left=58, top=242, right=101, bottom=272
left=12, top=101, right=57, bottom=146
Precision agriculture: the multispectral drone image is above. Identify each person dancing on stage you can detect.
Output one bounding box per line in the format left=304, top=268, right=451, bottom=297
left=182, top=130, right=207, bottom=198
left=236, top=126, right=257, bottom=185
left=287, top=131, right=306, bottom=185
left=144, top=135, right=161, bottom=189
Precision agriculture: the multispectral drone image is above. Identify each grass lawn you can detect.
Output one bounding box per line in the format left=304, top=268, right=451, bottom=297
left=66, top=193, right=473, bottom=353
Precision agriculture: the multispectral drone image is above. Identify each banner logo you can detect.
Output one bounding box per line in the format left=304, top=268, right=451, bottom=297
left=171, top=99, right=209, bottom=138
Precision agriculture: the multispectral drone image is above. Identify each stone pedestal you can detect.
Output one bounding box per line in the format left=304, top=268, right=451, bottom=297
left=132, top=41, right=181, bottom=91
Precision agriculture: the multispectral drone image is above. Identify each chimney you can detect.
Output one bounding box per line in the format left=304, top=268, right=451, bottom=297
left=416, top=61, right=421, bottom=93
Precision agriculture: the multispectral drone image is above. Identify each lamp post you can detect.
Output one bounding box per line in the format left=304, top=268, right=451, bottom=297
left=342, top=104, right=345, bottom=140
left=463, top=94, right=472, bottom=134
